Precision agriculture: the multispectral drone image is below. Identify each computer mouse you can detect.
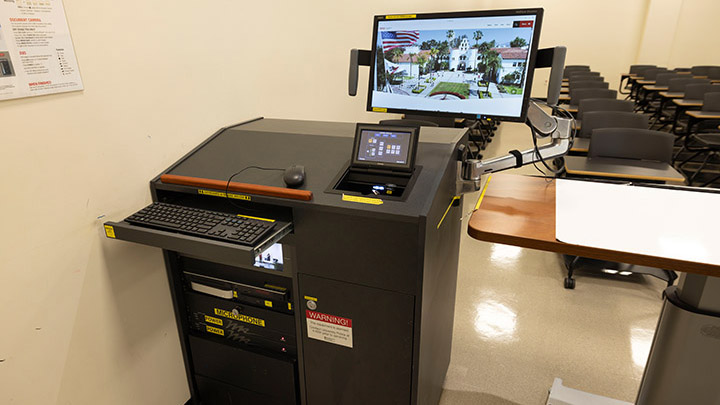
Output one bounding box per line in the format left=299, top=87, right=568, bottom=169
left=283, top=165, right=305, bottom=188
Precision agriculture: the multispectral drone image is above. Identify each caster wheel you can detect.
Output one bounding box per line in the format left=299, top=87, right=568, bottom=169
left=564, top=277, right=575, bottom=289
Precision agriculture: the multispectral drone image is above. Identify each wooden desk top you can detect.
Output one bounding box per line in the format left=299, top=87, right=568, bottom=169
left=564, top=156, right=685, bottom=183
left=643, top=85, right=668, bottom=91
left=559, top=94, right=570, bottom=101
left=467, top=174, right=719, bottom=275
left=673, top=99, right=703, bottom=107
left=686, top=110, right=720, bottom=119
left=658, top=91, right=684, bottom=99
left=569, top=137, right=589, bottom=152
left=560, top=88, right=569, bottom=94
left=636, top=80, right=656, bottom=85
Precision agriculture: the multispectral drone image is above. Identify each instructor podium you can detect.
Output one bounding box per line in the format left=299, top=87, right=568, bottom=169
left=104, top=118, right=469, bottom=405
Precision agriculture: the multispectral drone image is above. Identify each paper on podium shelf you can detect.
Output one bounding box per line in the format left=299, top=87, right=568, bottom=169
left=555, top=179, right=720, bottom=267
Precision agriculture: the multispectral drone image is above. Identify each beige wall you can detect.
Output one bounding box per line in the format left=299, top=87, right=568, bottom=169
left=0, top=0, right=716, bottom=403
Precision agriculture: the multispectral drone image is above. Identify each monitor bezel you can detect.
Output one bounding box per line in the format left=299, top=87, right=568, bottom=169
left=351, top=124, right=420, bottom=172
left=366, top=8, right=544, bottom=122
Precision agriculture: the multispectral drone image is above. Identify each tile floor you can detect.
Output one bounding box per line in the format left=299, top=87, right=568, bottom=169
left=439, top=121, right=668, bottom=404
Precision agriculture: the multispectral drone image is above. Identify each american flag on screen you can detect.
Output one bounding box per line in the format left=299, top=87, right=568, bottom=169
left=381, top=31, right=420, bottom=52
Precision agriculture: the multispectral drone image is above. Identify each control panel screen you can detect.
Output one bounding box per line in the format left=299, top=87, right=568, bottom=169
left=356, top=129, right=412, bottom=165
left=351, top=124, right=419, bottom=172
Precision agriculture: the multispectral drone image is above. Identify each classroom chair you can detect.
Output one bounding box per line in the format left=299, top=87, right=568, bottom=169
left=563, top=127, right=679, bottom=289
left=569, top=88, right=617, bottom=109
left=675, top=93, right=720, bottom=185
left=579, top=111, right=649, bottom=138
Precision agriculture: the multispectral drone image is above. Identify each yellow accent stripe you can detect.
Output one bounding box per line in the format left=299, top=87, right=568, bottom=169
left=304, top=295, right=318, bottom=302
left=474, top=175, right=492, bottom=211
left=372, top=107, right=388, bottom=112
left=386, top=14, right=416, bottom=19
left=237, top=214, right=275, bottom=222
left=437, top=196, right=461, bottom=229
left=342, top=194, right=384, bottom=205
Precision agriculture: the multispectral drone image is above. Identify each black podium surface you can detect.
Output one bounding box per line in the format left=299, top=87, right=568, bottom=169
left=105, top=118, right=469, bottom=405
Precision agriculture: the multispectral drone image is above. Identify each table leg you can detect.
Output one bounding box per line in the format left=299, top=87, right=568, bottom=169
left=636, top=274, right=720, bottom=405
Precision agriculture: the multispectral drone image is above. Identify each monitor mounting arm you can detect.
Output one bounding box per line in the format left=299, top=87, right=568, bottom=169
left=460, top=99, right=573, bottom=188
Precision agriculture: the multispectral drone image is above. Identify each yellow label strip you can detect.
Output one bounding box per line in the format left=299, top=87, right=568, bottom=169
left=204, top=315, right=223, bottom=326
left=372, top=107, right=388, bottom=112
left=437, top=196, right=461, bottom=229
left=304, top=295, right=318, bottom=302
left=342, top=194, right=384, bottom=205
left=474, top=175, right=493, bottom=211
left=386, top=14, right=416, bottom=19
left=198, top=189, right=251, bottom=201
left=103, top=225, right=116, bottom=238
left=214, top=308, right=266, bottom=327
left=206, top=325, right=224, bottom=336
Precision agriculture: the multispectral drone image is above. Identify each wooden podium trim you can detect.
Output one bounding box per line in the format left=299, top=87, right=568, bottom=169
left=160, top=174, right=313, bottom=201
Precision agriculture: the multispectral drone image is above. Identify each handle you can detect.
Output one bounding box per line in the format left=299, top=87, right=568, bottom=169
left=160, top=174, right=313, bottom=201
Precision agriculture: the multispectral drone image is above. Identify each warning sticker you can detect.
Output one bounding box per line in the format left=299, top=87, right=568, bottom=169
left=306, top=310, right=353, bottom=348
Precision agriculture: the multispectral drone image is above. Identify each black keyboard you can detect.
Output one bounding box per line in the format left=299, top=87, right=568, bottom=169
left=125, top=202, right=276, bottom=246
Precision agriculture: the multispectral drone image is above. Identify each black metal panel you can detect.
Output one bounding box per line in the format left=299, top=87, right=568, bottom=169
left=195, top=374, right=289, bottom=405
left=414, top=149, right=463, bottom=405
left=190, top=336, right=298, bottom=404
left=293, top=209, right=419, bottom=295
left=299, top=274, right=415, bottom=405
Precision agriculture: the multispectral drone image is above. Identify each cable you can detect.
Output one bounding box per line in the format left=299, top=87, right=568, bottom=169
left=224, top=166, right=285, bottom=211
left=527, top=98, right=576, bottom=176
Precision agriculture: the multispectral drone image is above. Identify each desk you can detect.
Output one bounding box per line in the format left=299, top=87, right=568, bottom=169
left=468, top=174, right=720, bottom=404
left=564, top=156, right=685, bottom=183
left=643, top=85, right=668, bottom=92
left=671, top=99, right=704, bottom=134
left=104, top=118, right=467, bottom=405
left=657, top=91, right=684, bottom=99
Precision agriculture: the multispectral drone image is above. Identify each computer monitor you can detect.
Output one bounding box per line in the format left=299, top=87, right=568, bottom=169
left=367, top=8, right=543, bottom=122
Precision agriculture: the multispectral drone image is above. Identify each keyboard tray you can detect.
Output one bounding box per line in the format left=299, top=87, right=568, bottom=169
left=103, top=217, right=292, bottom=267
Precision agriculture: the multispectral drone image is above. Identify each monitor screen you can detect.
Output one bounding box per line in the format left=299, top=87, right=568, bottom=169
left=367, top=9, right=543, bottom=121
left=351, top=124, right=419, bottom=172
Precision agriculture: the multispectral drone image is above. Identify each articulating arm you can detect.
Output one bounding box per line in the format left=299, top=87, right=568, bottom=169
left=461, top=100, right=573, bottom=183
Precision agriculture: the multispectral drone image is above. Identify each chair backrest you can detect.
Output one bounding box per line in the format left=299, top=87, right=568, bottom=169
left=589, top=128, right=674, bottom=163
left=635, top=66, right=657, bottom=79
left=708, top=67, right=720, bottom=80
left=569, top=88, right=617, bottom=107
left=579, top=111, right=648, bottom=138
left=667, top=78, right=711, bottom=92
left=673, top=67, right=691, bottom=73
left=577, top=99, right=634, bottom=120
left=563, top=65, right=591, bottom=78
left=629, top=64, right=656, bottom=74
left=685, top=83, right=720, bottom=100
left=642, top=68, right=670, bottom=81
left=568, top=75, right=604, bottom=83
left=568, top=71, right=601, bottom=79
left=691, top=65, right=718, bottom=76
left=702, top=92, right=720, bottom=112
left=569, top=81, right=609, bottom=90
left=654, top=72, right=680, bottom=86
